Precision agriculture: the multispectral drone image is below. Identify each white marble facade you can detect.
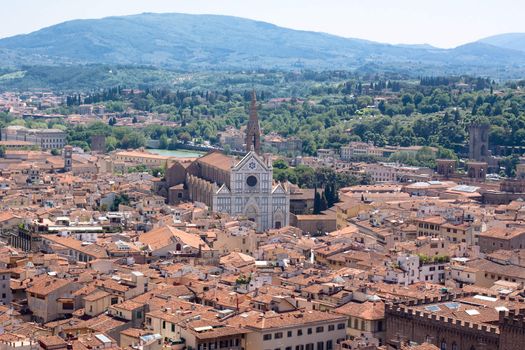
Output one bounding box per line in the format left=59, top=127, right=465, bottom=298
left=213, top=151, right=289, bottom=231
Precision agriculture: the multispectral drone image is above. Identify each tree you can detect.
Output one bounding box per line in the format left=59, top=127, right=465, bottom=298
left=320, top=192, right=328, bottom=211
left=502, top=155, right=520, bottom=177
left=106, top=136, right=118, bottom=152
left=401, top=94, right=413, bottom=106
left=413, top=93, right=423, bottom=107
left=313, top=189, right=322, bottom=214
left=151, top=167, right=165, bottom=178
left=111, top=194, right=130, bottom=211
left=120, top=131, right=146, bottom=149
left=436, top=147, right=457, bottom=160
left=273, top=159, right=289, bottom=170
left=378, top=100, right=386, bottom=114
left=159, top=135, right=169, bottom=149
left=324, top=183, right=339, bottom=207
left=179, top=132, right=192, bottom=144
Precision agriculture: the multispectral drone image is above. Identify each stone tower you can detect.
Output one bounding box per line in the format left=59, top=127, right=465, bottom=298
left=90, top=135, right=106, bottom=153
left=469, top=123, right=489, bottom=162
left=64, top=145, right=73, bottom=172
left=436, top=159, right=456, bottom=178
left=245, top=90, right=261, bottom=154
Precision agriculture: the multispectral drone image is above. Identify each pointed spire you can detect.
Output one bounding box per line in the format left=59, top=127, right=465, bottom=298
left=245, top=89, right=261, bottom=154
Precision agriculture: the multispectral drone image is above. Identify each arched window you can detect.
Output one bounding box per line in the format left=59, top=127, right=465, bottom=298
left=440, top=340, right=447, bottom=350
left=480, top=144, right=487, bottom=156
left=451, top=342, right=458, bottom=350
left=176, top=243, right=181, bottom=251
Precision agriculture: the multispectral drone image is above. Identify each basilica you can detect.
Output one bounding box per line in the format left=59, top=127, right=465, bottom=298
left=162, top=91, right=290, bottom=231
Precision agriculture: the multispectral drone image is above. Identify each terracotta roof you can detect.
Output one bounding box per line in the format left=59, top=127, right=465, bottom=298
left=479, top=227, right=525, bottom=240
left=42, top=235, right=108, bottom=259
left=26, top=276, right=73, bottom=296
left=334, top=301, right=385, bottom=320
left=84, top=290, right=111, bottom=302
left=197, top=152, right=235, bottom=172
left=228, top=310, right=346, bottom=330
left=139, top=225, right=210, bottom=251
left=38, top=335, right=67, bottom=347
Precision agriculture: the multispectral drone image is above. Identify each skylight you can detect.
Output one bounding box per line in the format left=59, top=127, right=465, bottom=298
left=473, top=295, right=497, bottom=302
left=444, top=302, right=460, bottom=309
left=425, top=305, right=441, bottom=312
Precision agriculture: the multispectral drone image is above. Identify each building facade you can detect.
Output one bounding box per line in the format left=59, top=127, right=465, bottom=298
left=469, top=123, right=490, bottom=162
left=213, top=151, right=290, bottom=231
left=1, top=126, right=66, bottom=150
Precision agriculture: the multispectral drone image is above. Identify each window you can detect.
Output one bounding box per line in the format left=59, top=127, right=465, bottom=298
left=246, top=176, right=258, bottom=187
left=377, top=321, right=383, bottom=332
left=287, top=331, right=292, bottom=337
left=326, top=341, right=333, bottom=350
left=316, top=326, right=324, bottom=333
left=317, top=342, right=324, bottom=350
left=440, top=340, right=447, bottom=350
left=286, top=348, right=292, bottom=350
left=307, top=328, right=312, bottom=334
left=337, top=323, right=346, bottom=330
left=306, top=344, right=314, bottom=350
left=171, top=324, right=175, bottom=332
left=263, top=334, right=272, bottom=341
left=297, top=329, right=303, bottom=336
left=274, top=332, right=283, bottom=339
left=162, top=321, right=166, bottom=329
left=328, top=325, right=335, bottom=331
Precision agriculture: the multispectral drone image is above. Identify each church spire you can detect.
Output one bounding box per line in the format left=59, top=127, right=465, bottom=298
left=245, top=90, right=261, bottom=154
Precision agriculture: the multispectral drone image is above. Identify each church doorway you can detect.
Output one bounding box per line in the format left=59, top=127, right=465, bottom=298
left=246, top=206, right=258, bottom=223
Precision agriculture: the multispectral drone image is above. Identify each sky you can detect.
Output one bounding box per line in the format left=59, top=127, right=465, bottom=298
left=1, top=0, right=524, bottom=48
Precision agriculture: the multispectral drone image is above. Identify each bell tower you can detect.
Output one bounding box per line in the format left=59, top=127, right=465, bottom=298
left=64, top=145, right=73, bottom=172
left=245, top=90, right=261, bottom=154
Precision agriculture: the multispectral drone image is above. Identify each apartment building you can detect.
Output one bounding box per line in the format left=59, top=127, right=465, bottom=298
left=1, top=125, right=66, bottom=150
left=340, top=142, right=383, bottom=161
left=26, top=276, right=79, bottom=323
left=228, top=310, right=348, bottom=350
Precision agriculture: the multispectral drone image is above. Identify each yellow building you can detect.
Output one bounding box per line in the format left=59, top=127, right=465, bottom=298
left=335, top=200, right=372, bottom=229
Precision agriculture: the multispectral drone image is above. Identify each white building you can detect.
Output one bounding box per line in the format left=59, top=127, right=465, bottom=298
left=386, top=254, right=447, bottom=285
left=213, top=151, right=290, bottom=232
left=1, top=125, right=66, bottom=150
left=340, top=142, right=383, bottom=160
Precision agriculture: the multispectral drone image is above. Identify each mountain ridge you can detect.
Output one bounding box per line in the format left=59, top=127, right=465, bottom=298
left=1, top=12, right=525, bottom=77
left=478, top=33, right=525, bottom=53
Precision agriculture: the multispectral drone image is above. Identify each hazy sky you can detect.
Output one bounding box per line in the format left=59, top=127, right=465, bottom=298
left=1, top=0, right=524, bottom=48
